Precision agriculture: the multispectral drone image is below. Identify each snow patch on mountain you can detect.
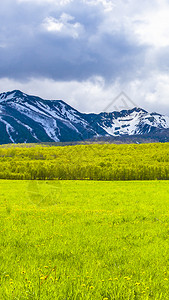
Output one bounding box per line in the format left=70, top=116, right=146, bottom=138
left=100, top=108, right=169, bottom=136
left=0, top=117, right=15, bottom=143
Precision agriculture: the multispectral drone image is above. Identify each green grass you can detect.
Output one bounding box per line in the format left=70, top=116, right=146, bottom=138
left=1, top=180, right=169, bottom=299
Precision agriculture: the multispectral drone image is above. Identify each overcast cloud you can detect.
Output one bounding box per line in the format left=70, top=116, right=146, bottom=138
left=1, top=0, right=169, bottom=114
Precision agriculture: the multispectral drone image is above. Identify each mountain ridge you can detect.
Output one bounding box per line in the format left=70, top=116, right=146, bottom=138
left=0, top=90, right=169, bottom=144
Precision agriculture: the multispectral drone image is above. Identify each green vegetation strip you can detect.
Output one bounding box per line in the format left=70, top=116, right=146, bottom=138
left=0, top=143, right=169, bottom=180
left=1, top=180, right=169, bottom=299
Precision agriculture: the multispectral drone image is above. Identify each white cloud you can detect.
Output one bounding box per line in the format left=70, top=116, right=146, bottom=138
left=2, top=0, right=169, bottom=116
left=16, top=0, right=169, bottom=48
left=133, top=9, right=169, bottom=47
left=1, top=74, right=169, bottom=116
left=0, top=77, right=119, bottom=113
left=84, top=0, right=114, bottom=12
left=145, top=73, right=169, bottom=105
left=18, top=0, right=114, bottom=11
left=18, top=0, right=72, bottom=4
left=87, top=0, right=169, bottom=49
left=123, top=72, right=169, bottom=114
left=43, top=17, right=64, bottom=32
left=42, top=13, right=84, bottom=38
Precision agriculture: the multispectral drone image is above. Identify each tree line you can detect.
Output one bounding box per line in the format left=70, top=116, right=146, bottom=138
left=0, top=143, right=169, bottom=180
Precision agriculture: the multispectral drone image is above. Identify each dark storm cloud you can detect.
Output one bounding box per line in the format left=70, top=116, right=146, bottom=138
left=0, top=0, right=148, bottom=82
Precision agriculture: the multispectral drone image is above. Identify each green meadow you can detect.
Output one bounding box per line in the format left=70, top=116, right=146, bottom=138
left=1, top=180, right=169, bottom=299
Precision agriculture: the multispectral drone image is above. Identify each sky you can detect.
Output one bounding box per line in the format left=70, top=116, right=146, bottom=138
left=1, top=0, right=169, bottom=114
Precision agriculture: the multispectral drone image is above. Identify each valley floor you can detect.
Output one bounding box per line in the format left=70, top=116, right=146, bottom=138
left=0, top=180, right=169, bottom=299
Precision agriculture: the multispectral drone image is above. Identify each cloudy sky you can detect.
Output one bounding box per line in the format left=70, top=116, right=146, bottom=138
left=1, top=0, right=169, bottom=114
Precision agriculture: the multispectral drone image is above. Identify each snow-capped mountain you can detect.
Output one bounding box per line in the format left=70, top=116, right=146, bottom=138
left=0, top=90, right=97, bottom=144
left=0, top=90, right=169, bottom=144
left=85, top=108, right=169, bottom=136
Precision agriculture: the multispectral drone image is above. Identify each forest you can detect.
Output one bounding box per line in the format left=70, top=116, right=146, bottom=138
left=0, top=142, right=169, bottom=180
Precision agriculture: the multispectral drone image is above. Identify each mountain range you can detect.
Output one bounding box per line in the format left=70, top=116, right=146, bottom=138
left=0, top=90, right=169, bottom=144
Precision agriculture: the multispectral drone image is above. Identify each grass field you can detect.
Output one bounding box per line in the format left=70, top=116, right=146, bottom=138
left=1, top=180, right=169, bottom=299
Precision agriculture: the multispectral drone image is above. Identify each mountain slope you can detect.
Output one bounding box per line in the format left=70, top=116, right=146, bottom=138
left=84, top=108, right=169, bottom=136
left=0, top=90, right=98, bottom=143
left=0, top=90, right=169, bottom=144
